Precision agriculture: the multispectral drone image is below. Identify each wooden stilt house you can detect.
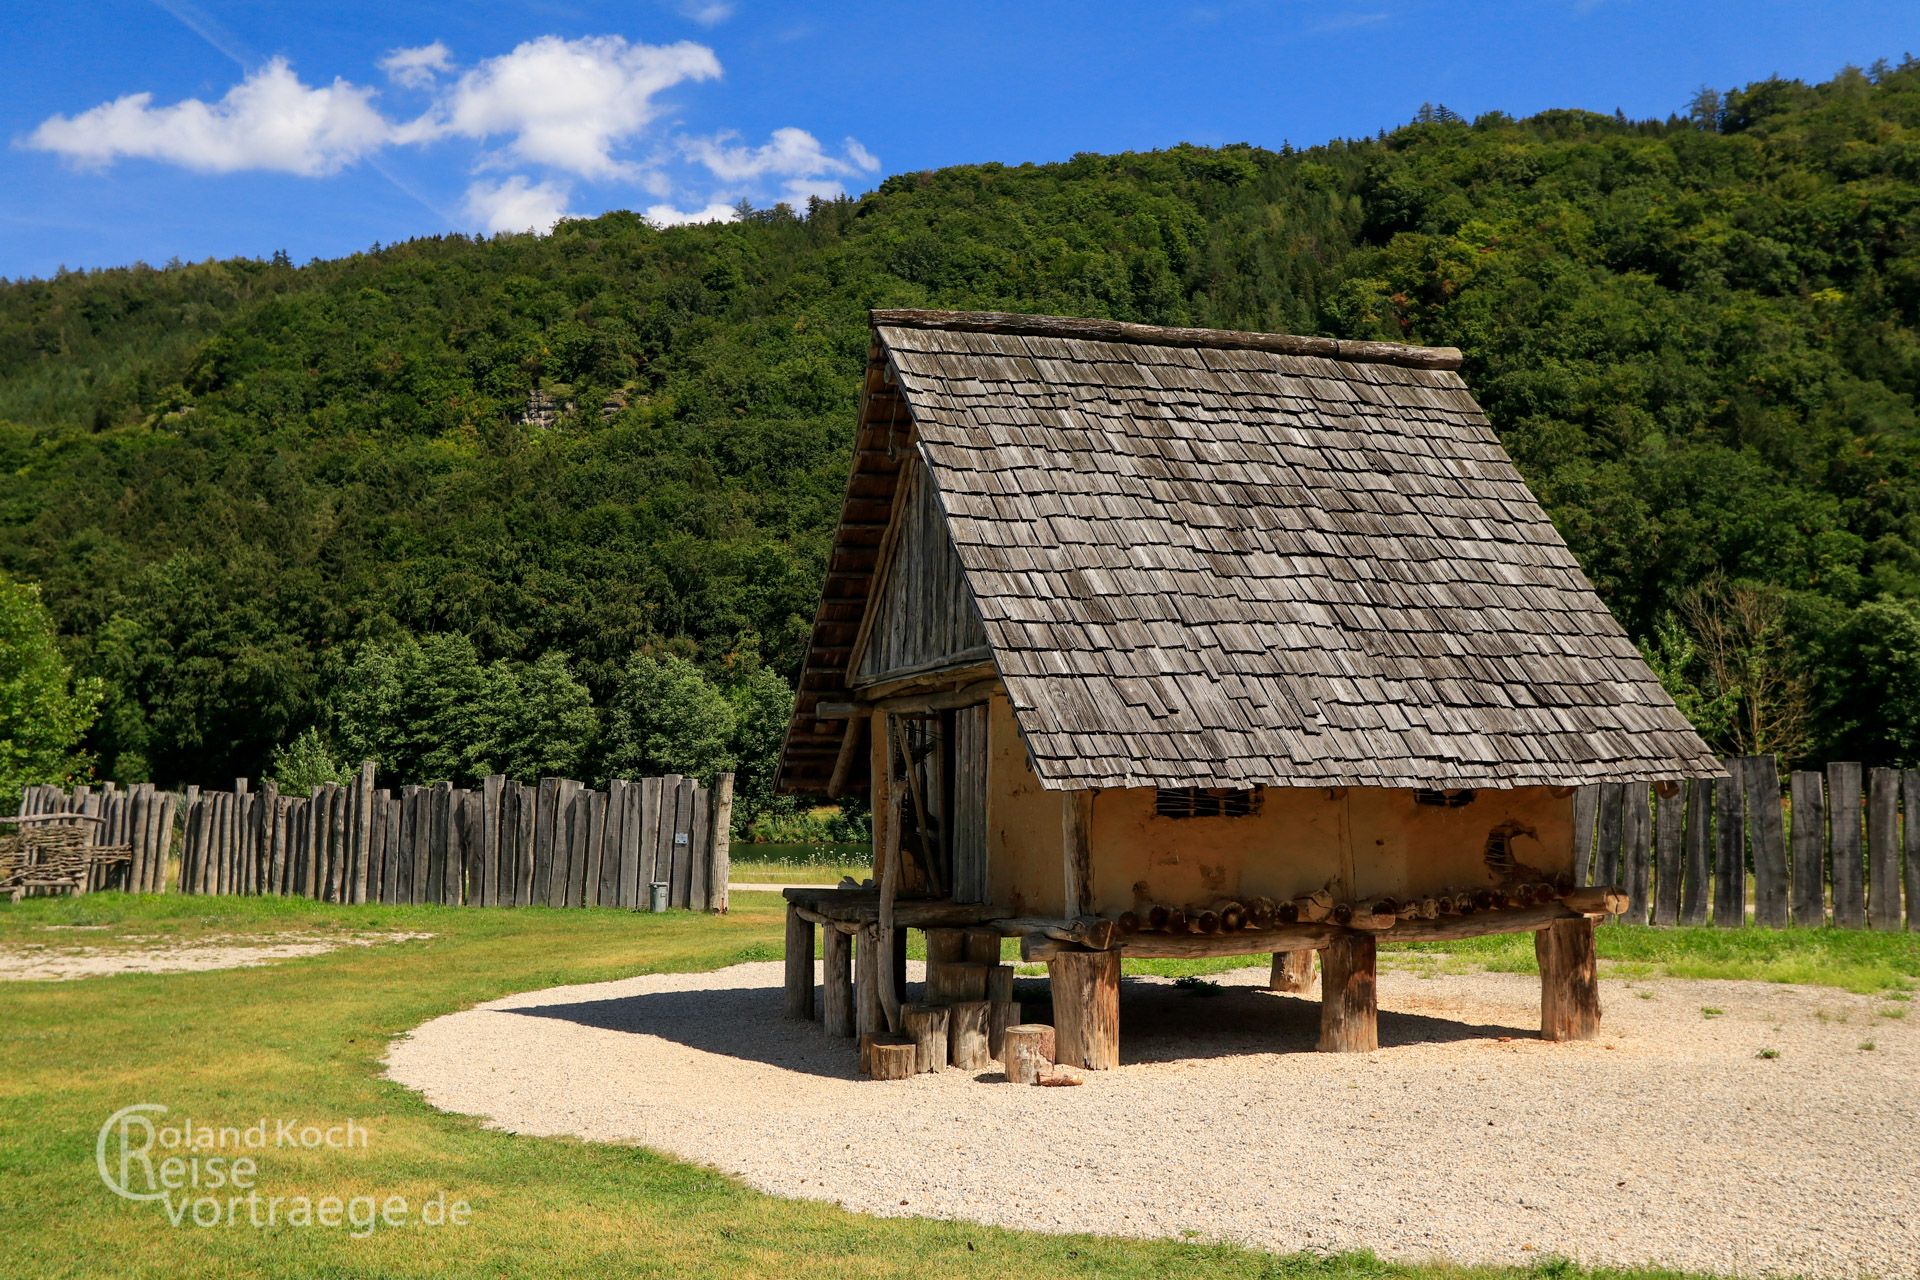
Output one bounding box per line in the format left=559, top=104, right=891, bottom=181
left=776, top=310, right=1722, bottom=1072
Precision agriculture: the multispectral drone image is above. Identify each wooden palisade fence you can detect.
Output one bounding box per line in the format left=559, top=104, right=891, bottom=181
left=17, top=769, right=734, bottom=912
left=1575, top=758, right=1918, bottom=928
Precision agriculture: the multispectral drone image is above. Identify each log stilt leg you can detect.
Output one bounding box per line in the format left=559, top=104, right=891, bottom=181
left=892, top=925, right=909, bottom=1006
left=1537, top=917, right=1602, bottom=1041
left=1317, top=935, right=1377, bottom=1052
left=822, top=923, right=854, bottom=1037
left=1269, top=949, right=1316, bottom=993
left=855, top=924, right=883, bottom=1048
left=1047, top=948, right=1120, bottom=1070
left=784, top=904, right=814, bottom=1020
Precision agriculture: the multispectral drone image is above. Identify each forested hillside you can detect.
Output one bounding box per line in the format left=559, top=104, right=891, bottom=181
left=5, top=59, right=1920, bottom=806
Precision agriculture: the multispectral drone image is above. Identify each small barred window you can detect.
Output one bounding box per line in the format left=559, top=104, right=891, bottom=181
left=1414, top=788, right=1477, bottom=808
left=1155, top=786, right=1262, bottom=819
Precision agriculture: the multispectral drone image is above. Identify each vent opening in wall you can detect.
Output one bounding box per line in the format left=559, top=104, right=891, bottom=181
left=1155, top=787, right=1262, bottom=819
left=1415, top=788, right=1477, bottom=808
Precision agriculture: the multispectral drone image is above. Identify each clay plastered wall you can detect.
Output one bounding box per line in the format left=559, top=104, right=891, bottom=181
left=984, top=693, right=1065, bottom=915
left=984, top=693, right=1574, bottom=916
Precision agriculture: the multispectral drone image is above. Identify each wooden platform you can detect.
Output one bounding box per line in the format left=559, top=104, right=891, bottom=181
left=780, top=886, right=1616, bottom=1067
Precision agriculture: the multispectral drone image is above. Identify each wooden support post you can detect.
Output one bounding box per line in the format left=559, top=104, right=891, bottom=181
left=822, top=923, right=854, bottom=1036
left=875, top=711, right=903, bottom=1033
left=1268, top=950, right=1315, bottom=993
left=855, top=924, right=884, bottom=1047
left=1003, top=1024, right=1056, bottom=1085
left=1536, top=917, right=1602, bottom=1041
left=947, top=1000, right=992, bottom=1069
left=784, top=903, right=815, bottom=1020
left=1046, top=948, right=1120, bottom=1070
left=1317, top=935, right=1377, bottom=1053
left=1062, top=790, right=1094, bottom=917
left=902, top=1003, right=949, bottom=1073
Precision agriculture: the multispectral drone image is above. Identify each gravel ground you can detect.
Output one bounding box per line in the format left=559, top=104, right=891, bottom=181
left=386, top=959, right=1920, bottom=1277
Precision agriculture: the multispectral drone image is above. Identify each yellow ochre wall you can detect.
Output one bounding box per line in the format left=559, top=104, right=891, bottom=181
left=983, top=693, right=1575, bottom=917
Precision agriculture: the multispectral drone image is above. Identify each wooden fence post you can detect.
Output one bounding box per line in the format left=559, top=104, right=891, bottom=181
left=689, top=781, right=711, bottom=913
left=1905, top=770, right=1920, bottom=933
left=1746, top=756, right=1788, bottom=927
left=1571, top=784, right=1599, bottom=886
left=1652, top=783, right=1684, bottom=926
left=1712, top=758, right=1747, bottom=927
left=1828, top=762, right=1865, bottom=928
left=479, top=775, right=504, bottom=908
left=1789, top=770, right=1827, bottom=927
left=669, top=776, right=693, bottom=909
left=1622, top=784, right=1651, bottom=923
left=153, top=790, right=177, bottom=895
left=708, top=773, right=734, bottom=914
left=1594, top=782, right=1624, bottom=890
left=1867, top=767, right=1901, bottom=930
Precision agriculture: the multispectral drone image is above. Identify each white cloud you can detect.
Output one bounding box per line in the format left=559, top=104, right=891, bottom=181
left=676, top=0, right=735, bottom=25
left=466, top=175, right=573, bottom=234
left=26, top=56, right=391, bottom=176
left=644, top=200, right=737, bottom=227
left=23, top=35, right=878, bottom=228
left=688, top=126, right=874, bottom=185
left=380, top=41, right=454, bottom=89
left=429, top=35, right=720, bottom=179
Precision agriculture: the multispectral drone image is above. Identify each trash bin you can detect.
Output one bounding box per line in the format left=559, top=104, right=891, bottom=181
left=648, top=882, right=669, bottom=913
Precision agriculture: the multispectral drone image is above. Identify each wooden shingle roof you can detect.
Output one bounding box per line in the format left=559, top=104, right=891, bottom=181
left=778, top=310, right=1722, bottom=794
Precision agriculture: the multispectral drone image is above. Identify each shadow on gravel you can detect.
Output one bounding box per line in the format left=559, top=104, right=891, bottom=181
left=504, top=973, right=1531, bottom=1078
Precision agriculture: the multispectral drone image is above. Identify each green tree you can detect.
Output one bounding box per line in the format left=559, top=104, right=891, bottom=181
left=726, top=663, right=796, bottom=814
left=0, top=575, right=100, bottom=807
left=334, top=634, right=595, bottom=784
left=268, top=726, right=352, bottom=794
left=601, top=654, right=736, bottom=781
left=1829, top=597, right=1920, bottom=764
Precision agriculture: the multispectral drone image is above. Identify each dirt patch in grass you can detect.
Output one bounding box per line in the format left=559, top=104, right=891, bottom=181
left=0, top=929, right=432, bottom=980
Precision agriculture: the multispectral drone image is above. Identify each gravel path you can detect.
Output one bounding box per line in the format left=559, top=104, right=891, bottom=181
left=386, top=960, right=1920, bottom=1277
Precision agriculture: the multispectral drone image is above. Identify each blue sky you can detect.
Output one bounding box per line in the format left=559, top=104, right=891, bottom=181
left=2, top=1, right=1914, bottom=279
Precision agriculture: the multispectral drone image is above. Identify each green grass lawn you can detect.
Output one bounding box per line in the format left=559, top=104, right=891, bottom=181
left=729, top=859, right=869, bottom=885
left=1111, top=923, right=1920, bottom=992
left=2, top=893, right=1899, bottom=1280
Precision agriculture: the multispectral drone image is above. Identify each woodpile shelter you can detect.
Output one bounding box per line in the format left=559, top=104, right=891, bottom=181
left=776, top=309, right=1721, bottom=1074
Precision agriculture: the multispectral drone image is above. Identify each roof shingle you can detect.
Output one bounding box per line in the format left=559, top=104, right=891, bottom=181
left=779, top=310, right=1722, bottom=793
